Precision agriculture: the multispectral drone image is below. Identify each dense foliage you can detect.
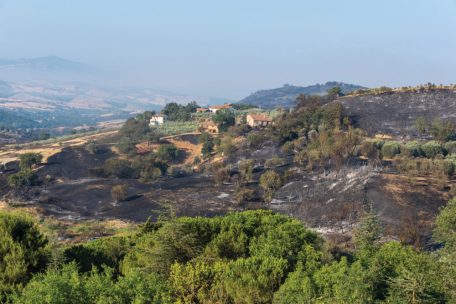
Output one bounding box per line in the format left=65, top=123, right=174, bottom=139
left=0, top=212, right=48, bottom=301
left=212, top=109, right=236, bottom=132
left=1, top=204, right=455, bottom=303
left=161, top=102, right=199, bottom=121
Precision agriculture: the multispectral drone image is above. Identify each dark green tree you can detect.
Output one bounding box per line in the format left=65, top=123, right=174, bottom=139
left=212, top=109, right=235, bottom=132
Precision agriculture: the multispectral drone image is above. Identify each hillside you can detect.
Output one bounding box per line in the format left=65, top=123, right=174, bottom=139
left=238, top=81, right=365, bottom=108
left=339, top=89, right=456, bottom=136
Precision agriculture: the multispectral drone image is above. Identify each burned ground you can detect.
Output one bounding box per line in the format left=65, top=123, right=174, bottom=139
left=38, top=146, right=115, bottom=180
left=339, top=90, right=456, bottom=136
left=1, top=132, right=454, bottom=247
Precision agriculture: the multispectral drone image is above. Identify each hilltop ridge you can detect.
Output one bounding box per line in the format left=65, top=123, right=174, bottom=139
left=238, top=81, right=365, bottom=108
left=338, top=86, right=456, bottom=136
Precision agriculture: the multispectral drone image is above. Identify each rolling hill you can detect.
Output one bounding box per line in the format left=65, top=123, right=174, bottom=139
left=238, top=81, right=365, bottom=108
left=0, top=56, right=93, bottom=72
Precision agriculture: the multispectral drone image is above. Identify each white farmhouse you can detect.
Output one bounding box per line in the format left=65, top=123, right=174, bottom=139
left=149, top=114, right=167, bottom=126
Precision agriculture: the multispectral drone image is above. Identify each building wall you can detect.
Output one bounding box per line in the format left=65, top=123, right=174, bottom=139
left=246, top=115, right=271, bottom=127
left=150, top=116, right=166, bottom=126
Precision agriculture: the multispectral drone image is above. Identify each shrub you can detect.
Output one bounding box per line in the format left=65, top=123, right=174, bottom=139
left=228, top=124, right=251, bottom=136
left=307, top=130, right=319, bottom=142
left=444, top=141, right=456, bottom=155
left=0, top=212, right=48, bottom=299
left=238, top=159, right=254, bottom=184
left=116, top=138, right=137, bottom=155
left=89, top=166, right=108, bottom=178
left=111, top=185, right=128, bottom=202
left=7, top=170, right=38, bottom=188
left=265, top=156, right=284, bottom=168
left=381, top=141, right=401, bottom=158
left=442, top=161, right=455, bottom=177
left=201, top=141, right=214, bottom=159
left=167, top=166, right=188, bottom=178
left=104, top=158, right=135, bottom=178
left=430, top=118, right=455, bottom=142
left=281, top=141, right=295, bottom=154
left=198, top=132, right=212, bottom=144
left=139, top=166, right=162, bottom=183
left=401, top=141, right=422, bottom=158
left=234, top=187, right=256, bottom=204
left=118, top=118, right=150, bottom=141
left=421, top=141, right=444, bottom=158
left=19, top=153, right=43, bottom=170
left=373, top=140, right=385, bottom=150
left=293, top=150, right=308, bottom=165
left=217, top=136, right=236, bottom=157
left=259, top=170, right=282, bottom=201
left=360, top=141, right=381, bottom=161
left=214, top=167, right=231, bottom=186
left=247, top=132, right=268, bottom=149
left=156, top=144, right=180, bottom=162
left=85, top=141, right=100, bottom=155
left=415, top=116, right=428, bottom=136
left=131, top=156, right=168, bottom=176
left=199, top=134, right=214, bottom=159
left=212, top=109, right=235, bottom=132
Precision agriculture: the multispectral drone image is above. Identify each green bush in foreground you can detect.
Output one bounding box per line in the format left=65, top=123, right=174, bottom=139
left=3, top=203, right=456, bottom=303
left=0, top=212, right=48, bottom=301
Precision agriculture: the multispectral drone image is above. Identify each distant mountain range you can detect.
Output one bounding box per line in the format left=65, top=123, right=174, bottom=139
left=0, top=79, right=230, bottom=113
left=238, top=81, right=366, bottom=108
left=0, top=56, right=93, bottom=72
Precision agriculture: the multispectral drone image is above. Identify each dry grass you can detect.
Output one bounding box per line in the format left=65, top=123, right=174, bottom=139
left=381, top=173, right=455, bottom=203
left=167, top=138, right=202, bottom=164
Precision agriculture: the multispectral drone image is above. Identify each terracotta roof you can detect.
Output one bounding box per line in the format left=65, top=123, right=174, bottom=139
left=209, top=104, right=232, bottom=109
left=247, top=114, right=272, bottom=121
left=196, top=108, right=208, bottom=111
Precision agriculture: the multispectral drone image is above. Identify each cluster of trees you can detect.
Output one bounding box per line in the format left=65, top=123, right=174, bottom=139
left=7, top=153, right=42, bottom=188
left=212, top=109, right=236, bottom=132
left=199, top=131, right=237, bottom=161
left=362, top=140, right=456, bottom=160
left=251, top=94, right=345, bottom=146
left=93, top=152, right=171, bottom=182
left=161, top=102, right=199, bottom=121
left=1, top=200, right=455, bottom=303
left=349, top=83, right=456, bottom=97
left=359, top=139, right=456, bottom=178
left=415, top=117, right=455, bottom=141
left=92, top=111, right=185, bottom=182
left=245, top=94, right=364, bottom=172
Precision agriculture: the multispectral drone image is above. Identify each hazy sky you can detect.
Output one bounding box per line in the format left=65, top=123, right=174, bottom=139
left=0, top=0, right=455, bottom=99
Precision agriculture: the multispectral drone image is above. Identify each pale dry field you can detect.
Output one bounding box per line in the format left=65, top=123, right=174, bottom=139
left=0, top=130, right=118, bottom=164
